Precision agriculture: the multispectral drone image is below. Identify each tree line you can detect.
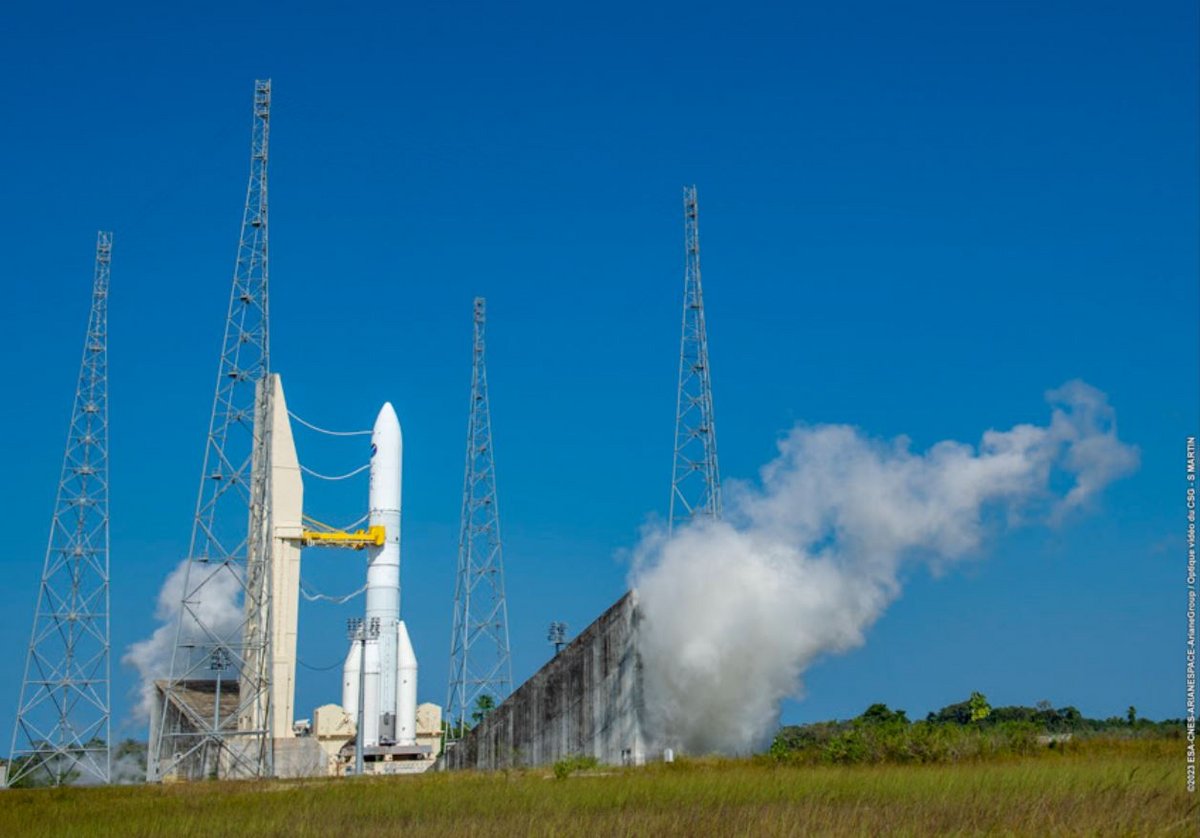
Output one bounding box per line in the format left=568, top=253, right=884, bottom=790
left=768, top=693, right=1184, bottom=765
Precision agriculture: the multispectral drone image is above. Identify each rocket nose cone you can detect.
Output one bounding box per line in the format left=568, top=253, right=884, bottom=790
left=374, top=401, right=400, bottom=432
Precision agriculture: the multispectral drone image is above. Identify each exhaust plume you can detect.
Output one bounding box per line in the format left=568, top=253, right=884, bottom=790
left=631, top=380, right=1137, bottom=755
left=123, top=559, right=243, bottom=721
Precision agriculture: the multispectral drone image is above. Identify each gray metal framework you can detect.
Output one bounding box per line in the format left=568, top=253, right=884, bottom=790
left=151, top=79, right=274, bottom=781
left=446, top=298, right=513, bottom=738
left=669, top=185, right=722, bottom=531
left=8, top=232, right=112, bottom=787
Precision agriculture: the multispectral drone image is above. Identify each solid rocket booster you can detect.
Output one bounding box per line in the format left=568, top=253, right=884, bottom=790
left=341, top=402, right=418, bottom=747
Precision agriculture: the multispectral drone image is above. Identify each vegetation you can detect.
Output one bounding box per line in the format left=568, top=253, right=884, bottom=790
left=922, top=695, right=1181, bottom=734
left=4, top=739, right=148, bottom=788
left=769, top=695, right=1187, bottom=767
left=444, top=694, right=499, bottom=740
left=0, top=737, right=1190, bottom=836
left=3, top=696, right=1188, bottom=834
left=471, top=694, right=497, bottom=725
left=552, top=754, right=600, bottom=779
left=7, top=738, right=110, bottom=788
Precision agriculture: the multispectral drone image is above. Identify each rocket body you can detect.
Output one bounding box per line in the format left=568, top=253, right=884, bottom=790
left=341, top=402, right=418, bottom=747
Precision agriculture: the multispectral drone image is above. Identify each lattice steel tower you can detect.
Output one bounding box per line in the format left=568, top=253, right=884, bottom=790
left=152, top=79, right=273, bottom=781
left=446, top=298, right=513, bottom=737
left=9, top=232, right=112, bottom=787
left=669, top=185, right=722, bottom=532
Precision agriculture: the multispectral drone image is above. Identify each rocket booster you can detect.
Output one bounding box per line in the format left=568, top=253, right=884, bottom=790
left=342, top=402, right=418, bottom=747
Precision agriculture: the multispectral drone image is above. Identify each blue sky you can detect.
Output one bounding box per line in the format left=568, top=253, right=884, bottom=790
left=0, top=0, right=1195, bottom=750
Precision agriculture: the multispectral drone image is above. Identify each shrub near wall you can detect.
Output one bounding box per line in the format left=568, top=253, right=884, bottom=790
left=770, top=720, right=1041, bottom=766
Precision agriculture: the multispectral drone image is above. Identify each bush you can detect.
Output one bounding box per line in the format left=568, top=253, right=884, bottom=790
left=552, top=754, right=600, bottom=779
left=769, top=720, right=1043, bottom=766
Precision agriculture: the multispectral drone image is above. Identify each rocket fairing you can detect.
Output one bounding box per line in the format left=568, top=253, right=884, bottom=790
left=341, top=402, right=419, bottom=747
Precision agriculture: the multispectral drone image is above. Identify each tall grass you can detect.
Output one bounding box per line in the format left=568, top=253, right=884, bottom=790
left=0, top=737, right=1192, bottom=836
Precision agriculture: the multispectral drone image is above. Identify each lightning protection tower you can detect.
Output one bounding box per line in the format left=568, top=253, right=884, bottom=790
left=669, top=185, right=722, bottom=532
left=9, top=231, right=112, bottom=787
left=152, top=79, right=273, bottom=781
left=446, top=298, right=513, bottom=739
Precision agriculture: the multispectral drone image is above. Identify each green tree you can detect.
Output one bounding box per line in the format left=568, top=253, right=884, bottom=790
left=859, top=703, right=909, bottom=725
left=968, top=692, right=991, bottom=723
left=1127, top=706, right=1137, bottom=726
left=471, top=694, right=497, bottom=726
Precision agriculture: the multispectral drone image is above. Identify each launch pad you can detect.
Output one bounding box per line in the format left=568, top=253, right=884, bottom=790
left=19, top=79, right=718, bottom=785
left=149, top=375, right=442, bottom=781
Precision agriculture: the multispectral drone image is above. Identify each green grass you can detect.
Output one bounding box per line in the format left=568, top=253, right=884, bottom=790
left=1, top=738, right=1193, bottom=836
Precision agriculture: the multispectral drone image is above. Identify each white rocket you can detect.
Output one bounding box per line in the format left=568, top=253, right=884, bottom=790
left=341, top=403, right=419, bottom=747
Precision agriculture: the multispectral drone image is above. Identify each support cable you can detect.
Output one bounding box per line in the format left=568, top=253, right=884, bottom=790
left=298, top=656, right=347, bottom=672
left=300, top=578, right=368, bottom=604
left=288, top=411, right=371, bottom=437
left=300, top=463, right=369, bottom=481
left=337, top=513, right=369, bottom=531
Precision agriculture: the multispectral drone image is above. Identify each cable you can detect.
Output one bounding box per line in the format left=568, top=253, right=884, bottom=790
left=301, top=463, right=370, bottom=481
left=301, top=512, right=370, bottom=534
left=297, top=656, right=346, bottom=672
left=300, top=578, right=367, bottom=604
left=289, top=411, right=371, bottom=437
left=338, top=513, right=369, bottom=531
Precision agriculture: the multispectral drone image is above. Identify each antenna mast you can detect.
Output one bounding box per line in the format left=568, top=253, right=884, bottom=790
left=152, top=79, right=273, bottom=780
left=446, top=298, right=513, bottom=738
left=9, top=231, right=112, bottom=787
left=669, top=185, right=722, bottom=532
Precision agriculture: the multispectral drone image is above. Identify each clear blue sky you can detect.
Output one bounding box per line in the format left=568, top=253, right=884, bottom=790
left=0, top=0, right=1195, bottom=749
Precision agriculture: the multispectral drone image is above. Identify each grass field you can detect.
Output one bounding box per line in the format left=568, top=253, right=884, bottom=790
left=1, top=738, right=1193, bottom=836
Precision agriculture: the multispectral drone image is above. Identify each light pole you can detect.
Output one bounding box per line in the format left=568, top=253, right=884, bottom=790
left=208, top=647, right=230, bottom=779
left=548, top=622, right=568, bottom=655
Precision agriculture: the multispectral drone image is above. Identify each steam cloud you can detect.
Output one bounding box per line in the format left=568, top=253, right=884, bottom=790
left=631, top=381, right=1138, bottom=755
left=123, top=559, right=243, bottom=721
left=30, top=747, right=149, bottom=786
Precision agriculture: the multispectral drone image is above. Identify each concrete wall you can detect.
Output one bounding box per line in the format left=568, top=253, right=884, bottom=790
left=274, top=737, right=327, bottom=779
left=440, top=591, right=647, bottom=770
left=237, top=374, right=303, bottom=743
left=266, top=374, right=304, bottom=741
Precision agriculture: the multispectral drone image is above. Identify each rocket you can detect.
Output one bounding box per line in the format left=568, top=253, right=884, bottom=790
left=341, top=403, right=419, bottom=747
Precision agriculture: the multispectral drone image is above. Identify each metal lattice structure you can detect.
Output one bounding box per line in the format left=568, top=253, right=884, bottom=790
left=8, top=232, right=113, bottom=787
left=446, top=298, right=513, bottom=738
left=669, top=185, right=722, bottom=532
left=151, top=79, right=273, bottom=781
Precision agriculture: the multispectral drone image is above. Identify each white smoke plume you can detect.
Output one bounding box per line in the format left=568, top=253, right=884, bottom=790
left=631, top=381, right=1138, bottom=755
left=20, top=746, right=148, bottom=787
left=109, top=746, right=149, bottom=785
left=122, top=559, right=243, bottom=721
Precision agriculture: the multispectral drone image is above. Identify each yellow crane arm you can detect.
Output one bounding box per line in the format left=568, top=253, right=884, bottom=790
left=297, top=526, right=385, bottom=549
left=283, top=514, right=385, bottom=549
